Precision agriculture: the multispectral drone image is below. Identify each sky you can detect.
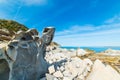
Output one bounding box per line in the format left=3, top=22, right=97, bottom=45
left=0, top=0, right=120, bottom=47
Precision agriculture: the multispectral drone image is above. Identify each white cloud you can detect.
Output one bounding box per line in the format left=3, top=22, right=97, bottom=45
left=56, top=23, right=120, bottom=37
left=55, top=28, right=120, bottom=38
left=54, top=28, right=120, bottom=46
left=56, top=14, right=120, bottom=37
left=56, top=25, right=95, bottom=36
left=55, top=15, right=120, bottom=46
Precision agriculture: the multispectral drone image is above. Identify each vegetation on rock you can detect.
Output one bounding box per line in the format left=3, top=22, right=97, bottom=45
left=0, top=19, right=28, bottom=41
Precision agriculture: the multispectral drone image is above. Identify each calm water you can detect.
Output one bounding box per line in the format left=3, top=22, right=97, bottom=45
left=61, top=46, right=120, bottom=52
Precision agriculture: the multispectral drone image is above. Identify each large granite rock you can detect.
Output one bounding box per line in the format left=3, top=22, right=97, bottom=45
left=0, top=27, right=55, bottom=80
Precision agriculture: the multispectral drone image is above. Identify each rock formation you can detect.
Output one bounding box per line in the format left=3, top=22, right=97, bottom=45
left=0, top=19, right=28, bottom=41
left=86, top=59, right=120, bottom=80
left=0, top=27, right=55, bottom=80
left=0, top=23, right=120, bottom=80
left=44, top=46, right=120, bottom=80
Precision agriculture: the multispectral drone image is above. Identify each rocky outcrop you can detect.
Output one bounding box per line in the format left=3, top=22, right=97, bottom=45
left=45, top=48, right=93, bottom=80
left=0, top=27, right=55, bottom=80
left=43, top=47, right=120, bottom=80
left=0, top=19, right=28, bottom=41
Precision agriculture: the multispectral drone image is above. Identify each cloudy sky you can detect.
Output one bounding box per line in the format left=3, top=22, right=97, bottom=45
left=0, top=0, right=120, bottom=46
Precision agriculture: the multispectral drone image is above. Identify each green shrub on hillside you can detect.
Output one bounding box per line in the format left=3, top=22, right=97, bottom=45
left=0, top=19, right=28, bottom=32
left=0, top=19, right=28, bottom=41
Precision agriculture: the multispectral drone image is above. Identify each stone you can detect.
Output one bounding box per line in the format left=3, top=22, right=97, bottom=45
left=60, top=66, right=65, bottom=72
left=63, top=70, right=71, bottom=77
left=53, top=71, right=63, bottom=78
left=39, top=77, right=46, bottom=80
left=0, top=27, right=55, bottom=80
left=86, top=59, right=120, bottom=80
left=76, top=48, right=87, bottom=56
left=78, top=75, right=85, bottom=80
left=0, top=43, right=7, bottom=59
left=46, top=74, right=56, bottom=80
left=53, top=78, right=58, bottom=80
left=48, top=65, right=55, bottom=74
left=63, top=77, right=71, bottom=80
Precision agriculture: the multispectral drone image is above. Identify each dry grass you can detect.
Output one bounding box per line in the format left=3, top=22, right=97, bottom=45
left=86, top=53, right=120, bottom=73
left=77, top=50, right=120, bottom=73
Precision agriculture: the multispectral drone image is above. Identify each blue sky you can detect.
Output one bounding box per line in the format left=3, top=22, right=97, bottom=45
left=0, top=0, right=120, bottom=46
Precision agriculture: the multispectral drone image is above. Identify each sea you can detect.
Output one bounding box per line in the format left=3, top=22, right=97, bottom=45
left=61, top=46, right=120, bottom=53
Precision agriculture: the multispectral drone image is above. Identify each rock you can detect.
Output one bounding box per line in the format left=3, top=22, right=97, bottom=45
left=53, top=71, right=63, bottom=78
left=53, top=78, right=59, bottom=80
left=63, top=77, right=71, bottom=80
left=63, top=70, right=71, bottom=77
left=76, top=48, right=87, bottom=56
left=58, top=57, right=92, bottom=79
left=86, top=59, right=120, bottom=80
left=44, top=46, right=120, bottom=80
left=64, top=51, right=76, bottom=58
left=83, top=58, right=93, bottom=67
left=102, top=49, right=120, bottom=56
left=46, top=74, right=56, bottom=80
left=39, top=77, right=46, bottom=80
left=65, top=62, right=78, bottom=78
left=0, top=27, right=55, bottom=80
left=48, top=65, right=55, bottom=74
left=60, top=66, right=65, bottom=72
left=0, top=43, right=7, bottom=59
left=0, top=20, right=28, bottom=41
left=77, top=74, right=85, bottom=80
left=105, top=65, right=120, bottom=80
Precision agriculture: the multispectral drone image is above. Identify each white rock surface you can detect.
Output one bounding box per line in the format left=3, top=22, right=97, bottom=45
left=76, top=48, right=88, bottom=56
left=48, top=65, right=55, bottom=74
left=86, top=59, right=120, bottom=80
left=44, top=47, right=120, bottom=80
left=53, top=71, right=63, bottom=78
left=45, top=49, right=93, bottom=80
left=103, top=48, right=120, bottom=56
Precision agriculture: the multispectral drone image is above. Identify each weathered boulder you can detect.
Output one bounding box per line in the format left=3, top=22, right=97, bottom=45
left=86, top=59, right=120, bottom=80
left=0, top=27, right=55, bottom=80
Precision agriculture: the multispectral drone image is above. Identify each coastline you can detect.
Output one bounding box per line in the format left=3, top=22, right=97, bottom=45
left=61, top=46, right=120, bottom=52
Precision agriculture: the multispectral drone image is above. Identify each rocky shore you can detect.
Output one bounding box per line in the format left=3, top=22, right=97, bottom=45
left=41, top=46, right=120, bottom=80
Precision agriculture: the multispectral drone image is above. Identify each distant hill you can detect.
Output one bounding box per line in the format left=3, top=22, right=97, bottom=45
left=0, top=19, right=28, bottom=41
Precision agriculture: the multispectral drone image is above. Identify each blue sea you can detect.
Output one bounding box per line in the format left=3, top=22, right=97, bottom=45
left=61, top=46, right=120, bottom=53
